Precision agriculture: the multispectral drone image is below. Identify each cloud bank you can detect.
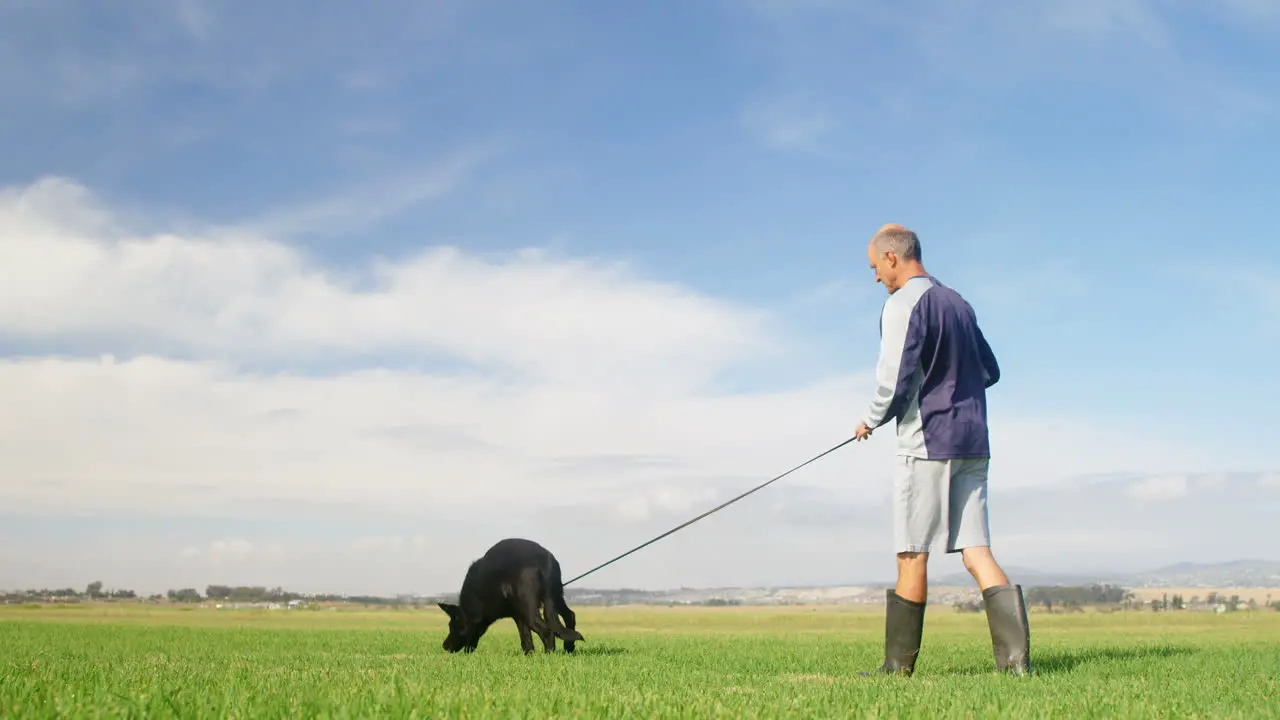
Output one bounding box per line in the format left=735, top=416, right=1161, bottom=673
left=0, top=174, right=1272, bottom=594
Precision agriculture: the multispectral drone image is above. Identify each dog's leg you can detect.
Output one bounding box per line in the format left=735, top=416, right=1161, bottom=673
left=542, top=560, right=584, bottom=650
left=556, top=593, right=579, bottom=653
left=514, top=616, right=535, bottom=655
left=519, top=585, right=555, bottom=653
left=536, top=597, right=556, bottom=653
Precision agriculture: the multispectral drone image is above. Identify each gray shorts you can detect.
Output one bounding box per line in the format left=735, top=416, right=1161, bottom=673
left=892, top=455, right=992, bottom=555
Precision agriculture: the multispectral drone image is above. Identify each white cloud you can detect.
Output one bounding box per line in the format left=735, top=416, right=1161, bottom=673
left=745, top=0, right=853, bottom=19
left=7, top=471, right=1279, bottom=596
left=607, top=484, right=722, bottom=524
left=748, top=0, right=1168, bottom=44
left=338, top=114, right=403, bottom=137
left=210, top=538, right=254, bottom=559
left=1219, top=0, right=1280, bottom=25
left=173, top=0, right=216, bottom=43
left=740, top=96, right=835, bottom=153
left=0, top=175, right=768, bottom=389
left=176, top=539, right=260, bottom=567
left=0, top=1, right=462, bottom=104
left=1039, top=0, right=1168, bottom=46
left=352, top=536, right=405, bottom=553
left=1243, top=272, right=1280, bottom=324
left=239, top=142, right=502, bottom=238
left=1128, top=474, right=1190, bottom=501
left=0, top=175, right=1268, bottom=592
left=743, top=0, right=1273, bottom=135
left=996, top=530, right=1166, bottom=554
left=0, top=351, right=1229, bottom=520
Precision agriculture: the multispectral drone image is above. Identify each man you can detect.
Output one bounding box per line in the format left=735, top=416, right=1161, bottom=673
left=853, top=224, right=1031, bottom=677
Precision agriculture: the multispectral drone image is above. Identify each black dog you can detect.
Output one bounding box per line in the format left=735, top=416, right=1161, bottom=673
left=438, top=538, right=584, bottom=654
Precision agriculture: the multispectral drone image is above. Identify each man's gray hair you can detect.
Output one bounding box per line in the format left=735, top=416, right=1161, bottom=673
left=872, top=226, right=922, bottom=262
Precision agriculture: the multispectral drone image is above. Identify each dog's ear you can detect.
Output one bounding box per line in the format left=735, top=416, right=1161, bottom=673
left=438, top=602, right=459, bottom=618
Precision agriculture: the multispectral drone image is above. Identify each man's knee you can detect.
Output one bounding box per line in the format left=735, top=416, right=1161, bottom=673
left=961, top=546, right=994, bottom=571
left=894, top=551, right=929, bottom=602
left=960, top=546, right=1010, bottom=589
left=897, top=551, right=929, bottom=576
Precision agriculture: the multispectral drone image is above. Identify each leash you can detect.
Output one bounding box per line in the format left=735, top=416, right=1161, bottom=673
left=562, top=435, right=858, bottom=587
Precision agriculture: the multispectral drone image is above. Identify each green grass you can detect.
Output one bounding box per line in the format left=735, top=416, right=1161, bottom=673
left=2, top=603, right=1278, bottom=718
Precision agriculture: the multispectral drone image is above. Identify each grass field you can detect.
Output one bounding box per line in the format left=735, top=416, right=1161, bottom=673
left=2, top=603, right=1278, bottom=718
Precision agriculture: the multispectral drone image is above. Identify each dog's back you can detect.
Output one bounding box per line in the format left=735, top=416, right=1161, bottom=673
left=478, top=538, right=555, bottom=578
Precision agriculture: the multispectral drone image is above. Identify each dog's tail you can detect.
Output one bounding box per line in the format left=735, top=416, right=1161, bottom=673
left=544, top=558, right=585, bottom=643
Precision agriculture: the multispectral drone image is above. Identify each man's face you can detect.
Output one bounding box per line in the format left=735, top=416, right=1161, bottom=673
left=867, top=241, right=900, bottom=293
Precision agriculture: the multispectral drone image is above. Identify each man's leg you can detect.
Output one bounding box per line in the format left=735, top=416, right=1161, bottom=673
left=861, top=456, right=946, bottom=677
left=947, top=458, right=1032, bottom=676
left=960, top=546, right=1008, bottom=590
left=896, top=551, right=928, bottom=603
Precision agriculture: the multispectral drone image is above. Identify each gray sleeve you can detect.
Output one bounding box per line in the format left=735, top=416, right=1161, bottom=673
left=863, top=294, right=926, bottom=429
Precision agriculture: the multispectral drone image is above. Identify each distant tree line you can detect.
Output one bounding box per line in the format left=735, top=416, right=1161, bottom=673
left=1, top=581, right=429, bottom=607
left=1024, top=584, right=1133, bottom=610
left=954, top=584, right=1137, bottom=612
left=6, top=581, right=1280, bottom=611
left=952, top=585, right=1280, bottom=614
left=1, top=581, right=145, bottom=604
left=204, top=586, right=302, bottom=603
left=1148, top=592, right=1267, bottom=613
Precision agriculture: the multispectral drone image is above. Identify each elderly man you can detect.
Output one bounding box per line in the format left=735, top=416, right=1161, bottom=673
left=853, top=224, right=1031, bottom=677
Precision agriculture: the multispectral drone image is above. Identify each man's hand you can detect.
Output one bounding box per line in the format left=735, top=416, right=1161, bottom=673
left=854, top=422, right=874, bottom=441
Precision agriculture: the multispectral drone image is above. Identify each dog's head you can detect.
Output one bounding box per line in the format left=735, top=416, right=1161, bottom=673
left=438, top=602, right=478, bottom=653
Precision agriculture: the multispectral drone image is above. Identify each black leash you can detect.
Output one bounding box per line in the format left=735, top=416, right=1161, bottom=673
left=562, top=435, right=858, bottom=587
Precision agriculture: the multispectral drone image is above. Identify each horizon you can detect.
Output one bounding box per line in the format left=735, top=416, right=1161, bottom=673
left=7, top=557, right=1280, bottom=600
left=2, top=1, right=1278, bottom=597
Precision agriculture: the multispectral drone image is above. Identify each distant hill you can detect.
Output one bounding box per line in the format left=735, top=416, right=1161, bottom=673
left=425, top=559, right=1280, bottom=607
left=928, top=566, right=1126, bottom=588
left=923, top=560, right=1280, bottom=590
left=1128, top=559, right=1280, bottom=588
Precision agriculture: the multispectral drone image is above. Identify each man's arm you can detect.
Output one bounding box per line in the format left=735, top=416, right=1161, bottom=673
left=976, top=322, right=1000, bottom=389
left=863, top=295, right=928, bottom=430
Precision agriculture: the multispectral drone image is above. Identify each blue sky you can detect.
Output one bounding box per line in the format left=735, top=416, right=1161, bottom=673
left=1, top=0, right=1277, bottom=596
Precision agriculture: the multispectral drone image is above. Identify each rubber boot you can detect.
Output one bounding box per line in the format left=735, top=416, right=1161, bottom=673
left=982, top=583, right=1032, bottom=675
left=860, top=589, right=925, bottom=677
